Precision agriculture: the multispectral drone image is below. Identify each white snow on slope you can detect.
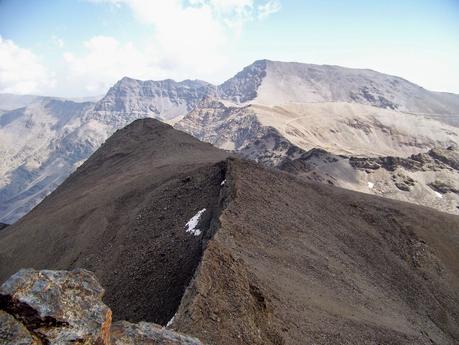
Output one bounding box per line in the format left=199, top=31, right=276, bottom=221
left=184, top=208, right=206, bottom=236
left=368, top=182, right=374, bottom=189
left=166, top=315, right=175, bottom=328
left=434, top=191, right=443, bottom=199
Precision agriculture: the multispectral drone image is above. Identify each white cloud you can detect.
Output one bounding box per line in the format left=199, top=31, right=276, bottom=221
left=68, top=0, right=280, bottom=94
left=0, top=36, right=55, bottom=94
left=258, top=0, right=281, bottom=19
left=52, top=35, right=64, bottom=48
left=63, top=36, right=160, bottom=93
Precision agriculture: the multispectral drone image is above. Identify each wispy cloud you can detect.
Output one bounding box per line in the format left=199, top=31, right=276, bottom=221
left=63, top=36, right=160, bottom=93
left=258, top=0, right=281, bottom=19
left=52, top=35, right=65, bottom=48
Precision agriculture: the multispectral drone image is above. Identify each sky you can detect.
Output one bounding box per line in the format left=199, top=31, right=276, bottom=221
left=0, top=0, right=458, bottom=97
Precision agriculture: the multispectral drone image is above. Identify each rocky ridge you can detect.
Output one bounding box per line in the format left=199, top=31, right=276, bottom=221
left=1, top=119, right=459, bottom=344
left=94, top=77, right=214, bottom=120
left=278, top=145, right=459, bottom=214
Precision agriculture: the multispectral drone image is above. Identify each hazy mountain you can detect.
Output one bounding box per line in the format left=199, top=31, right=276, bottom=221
left=1, top=118, right=458, bottom=344
left=218, top=60, right=459, bottom=118
left=0, top=93, right=47, bottom=113
left=0, top=98, right=96, bottom=223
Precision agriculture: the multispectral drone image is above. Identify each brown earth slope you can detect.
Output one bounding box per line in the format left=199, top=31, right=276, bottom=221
left=1, top=119, right=458, bottom=344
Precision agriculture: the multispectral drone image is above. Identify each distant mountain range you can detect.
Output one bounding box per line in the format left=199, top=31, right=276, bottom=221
left=1, top=60, right=459, bottom=223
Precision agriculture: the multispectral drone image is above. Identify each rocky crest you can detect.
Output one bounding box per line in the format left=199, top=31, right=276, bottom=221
left=0, top=268, right=203, bottom=345
left=95, top=77, right=214, bottom=120
left=349, top=146, right=459, bottom=172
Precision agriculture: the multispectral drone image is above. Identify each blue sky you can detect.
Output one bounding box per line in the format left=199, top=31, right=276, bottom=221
left=0, top=0, right=458, bottom=97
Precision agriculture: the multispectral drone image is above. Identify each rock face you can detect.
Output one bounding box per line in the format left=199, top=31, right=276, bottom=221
left=0, top=268, right=203, bottom=345
left=95, top=77, right=213, bottom=120
left=0, top=268, right=112, bottom=345
left=278, top=145, right=459, bottom=215
left=0, top=310, right=41, bottom=345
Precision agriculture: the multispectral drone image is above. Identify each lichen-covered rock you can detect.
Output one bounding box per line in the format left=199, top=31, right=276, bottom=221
left=0, top=310, right=41, bottom=345
left=0, top=268, right=112, bottom=345
left=111, top=321, right=203, bottom=345
left=0, top=269, right=206, bottom=345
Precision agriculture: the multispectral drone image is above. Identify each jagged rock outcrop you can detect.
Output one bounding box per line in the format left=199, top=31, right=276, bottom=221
left=0, top=268, right=112, bottom=345
left=280, top=144, right=459, bottom=214
left=0, top=310, right=41, bottom=344
left=0, top=268, right=203, bottom=345
left=94, top=77, right=214, bottom=120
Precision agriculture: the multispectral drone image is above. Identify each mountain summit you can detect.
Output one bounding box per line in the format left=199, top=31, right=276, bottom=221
left=219, top=59, right=459, bottom=115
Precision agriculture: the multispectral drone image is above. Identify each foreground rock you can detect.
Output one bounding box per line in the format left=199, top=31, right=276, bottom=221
left=0, top=268, right=112, bottom=345
left=0, top=269, right=203, bottom=345
left=0, top=310, right=41, bottom=344
left=111, top=321, right=202, bottom=345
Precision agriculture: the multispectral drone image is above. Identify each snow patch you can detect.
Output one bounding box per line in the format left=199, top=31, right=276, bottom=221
left=367, top=182, right=374, bottom=189
left=434, top=191, right=443, bottom=199
left=184, top=208, right=206, bottom=236
left=221, top=179, right=226, bottom=186
left=166, top=315, right=175, bottom=328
